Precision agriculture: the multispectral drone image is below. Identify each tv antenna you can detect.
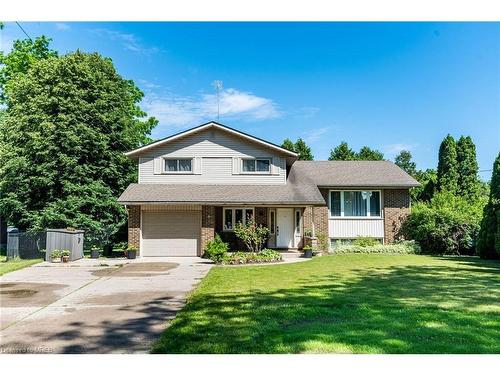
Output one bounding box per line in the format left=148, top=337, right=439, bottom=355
left=213, top=80, right=223, bottom=120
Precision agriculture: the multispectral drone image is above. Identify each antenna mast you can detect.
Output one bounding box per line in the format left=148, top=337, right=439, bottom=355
left=213, top=80, right=223, bottom=120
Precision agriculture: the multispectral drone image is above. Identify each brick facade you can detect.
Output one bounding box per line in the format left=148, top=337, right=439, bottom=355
left=383, top=189, right=411, bottom=243
left=127, top=205, right=141, bottom=254
left=201, top=205, right=215, bottom=255
left=303, top=189, right=329, bottom=248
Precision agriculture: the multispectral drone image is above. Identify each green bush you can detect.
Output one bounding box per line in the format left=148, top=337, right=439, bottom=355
left=204, top=234, right=229, bottom=263
left=401, top=191, right=486, bottom=255
left=352, top=236, right=380, bottom=247
left=234, top=220, right=270, bottom=253
left=221, top=249, right=282, bottom=265
left=334, top=241, right=421, bottom=254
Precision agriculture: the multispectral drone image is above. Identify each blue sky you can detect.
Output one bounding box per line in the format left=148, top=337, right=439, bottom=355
left=1, top=22, right=499, bottom=178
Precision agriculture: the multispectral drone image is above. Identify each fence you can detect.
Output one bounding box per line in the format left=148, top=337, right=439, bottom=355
left=6, top=228, right=85, bottom=261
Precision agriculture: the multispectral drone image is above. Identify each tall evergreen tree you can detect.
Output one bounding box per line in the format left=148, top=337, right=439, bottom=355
left=456, top=136, right=480, bottom=198
left=294, top=138, right=314, bottom=160
left=328, top=141, right=356, bottom=160
left=281, top=138, right=295, bottom=152
left=477, top=153, right=500, bottom=259
left=357, top=146, right=384, bottom=161
left=437, top=134, right=458, bottom=193
left=395, top=150, right=417, bottom=176
left=0, top=48, right=157, bottom=247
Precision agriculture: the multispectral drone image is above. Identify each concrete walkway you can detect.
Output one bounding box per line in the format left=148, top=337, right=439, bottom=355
left=0, top=257, right=212, bottom=354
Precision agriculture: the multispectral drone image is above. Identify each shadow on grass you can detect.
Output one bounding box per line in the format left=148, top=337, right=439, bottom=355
left=152, top=258, right=500, bottom=354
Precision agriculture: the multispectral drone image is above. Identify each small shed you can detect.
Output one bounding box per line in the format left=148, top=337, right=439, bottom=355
left=45, top=229, right=84, bottom=261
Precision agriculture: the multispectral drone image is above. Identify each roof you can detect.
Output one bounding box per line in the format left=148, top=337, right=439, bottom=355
left=124, top=121, right=298, bottom=158
left=291, top=160, right=420, bottom=188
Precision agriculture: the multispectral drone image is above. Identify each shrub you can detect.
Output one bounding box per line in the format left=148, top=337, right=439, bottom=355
left=317, top=233, right=329, bottom=252
left=352, top=236, right=380, bottom=247
left=61, top=249, right=70, bottom=257
left=50, top=249, right=62, bottom=258
left=234, top=220, right=270, bottom=253
left=401, top=191, right=486, bottom=255
left=334, top=240, right=421, bottom=254
left=221, top=249, right=282, bottom=265
left=204, top=234, right=229, bottom=263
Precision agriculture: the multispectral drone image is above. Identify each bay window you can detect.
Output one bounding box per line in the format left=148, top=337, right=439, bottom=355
left=329, top=190, right=381, bottom=218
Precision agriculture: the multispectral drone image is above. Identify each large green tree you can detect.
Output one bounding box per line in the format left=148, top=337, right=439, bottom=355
left=357, top=146, right=384, bottom=161
left=394, top=150, right=417, bottom=176
left=476, top=153, right=500, bottom=259
left=281, top=138, right=295, bottom=152
left=328, top=141, right=356, bottom=160
left=456, top=136, right=480, bottom=199
left=437, top=134, right=458, bottom=193
left=0, top=48, right=157, bottom=247
left=294, top=138, right=314, bottom=160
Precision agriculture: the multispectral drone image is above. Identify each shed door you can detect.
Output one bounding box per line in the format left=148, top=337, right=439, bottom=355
left=142, top=211, right=200, bottom=256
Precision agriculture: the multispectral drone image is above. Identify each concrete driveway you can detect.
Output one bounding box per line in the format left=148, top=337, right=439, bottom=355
left=0, top=257, right=212, bottom=354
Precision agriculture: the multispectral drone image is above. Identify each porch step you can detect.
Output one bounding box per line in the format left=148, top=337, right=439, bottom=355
left=278, top=250, right=303, bottom=259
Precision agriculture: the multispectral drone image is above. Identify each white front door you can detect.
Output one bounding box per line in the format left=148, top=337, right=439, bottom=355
left=276, top=208, right=294, bottom=248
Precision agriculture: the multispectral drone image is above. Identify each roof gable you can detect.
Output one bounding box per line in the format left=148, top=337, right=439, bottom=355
left=125, top=121, right=298, bottom=158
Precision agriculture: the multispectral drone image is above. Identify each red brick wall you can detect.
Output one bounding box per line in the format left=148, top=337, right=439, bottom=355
left=127, top=205, right=141, bottom=254
left=201, top=205, right=215, bottom=255
left=383, top=189, right=411, bottom=243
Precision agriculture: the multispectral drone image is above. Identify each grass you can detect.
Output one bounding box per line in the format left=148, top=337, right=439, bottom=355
left=152, top=254, right=500, bottom=354
left=0, top=256, right=42, bottom=276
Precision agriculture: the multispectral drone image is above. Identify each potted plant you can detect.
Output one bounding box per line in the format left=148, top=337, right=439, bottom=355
left=126, top=245, right=138, bottom=259
left=61, top=249, right=70, bottom=263
left=302, top=245, right=313, bottom=258
left=90, top=245, right=100, bottom=259
left=50, top=249, right=62, bottom=263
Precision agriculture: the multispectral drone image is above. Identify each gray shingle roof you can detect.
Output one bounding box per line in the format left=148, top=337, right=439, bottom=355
left=117, top=160, right=419, bottom=205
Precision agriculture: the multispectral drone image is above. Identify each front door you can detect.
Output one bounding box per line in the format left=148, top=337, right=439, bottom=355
left=276, top=208, right=294, bottom=248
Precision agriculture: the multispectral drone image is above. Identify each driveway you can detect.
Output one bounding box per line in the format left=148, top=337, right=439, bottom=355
left=0, top=257, right=212, bottom=354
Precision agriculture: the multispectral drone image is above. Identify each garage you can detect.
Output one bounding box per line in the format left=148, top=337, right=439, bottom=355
left=141, top=210, right=201, bottom=256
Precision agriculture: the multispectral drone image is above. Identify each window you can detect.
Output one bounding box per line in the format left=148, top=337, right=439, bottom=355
left=329, top=190, right=381, bottom=218
left=269, top=210, right=276, bottom=234
left=223, top=207, right=255, bottom=231
left=164, top=158, right=192, bottom=173
left=242, top=158, right=271, bottom=173
left=295, top=209, right=301, bottom=235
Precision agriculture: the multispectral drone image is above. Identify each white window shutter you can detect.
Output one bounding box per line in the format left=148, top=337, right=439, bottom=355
left=272, top=157, right=281, bottom=175
left=194, top=157, right=202, bottom=174
left=232, top=157, right=240, bottom=174
left=154, top=157, right=163, bottom=174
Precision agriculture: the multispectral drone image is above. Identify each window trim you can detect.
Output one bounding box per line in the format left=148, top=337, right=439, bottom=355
left=328, top=190, right=382, bottom=219
left=240, top=158, right=272, bottom=174
left=223, top=207, right=255, bottom=231
left=163, top=158, right=194, bottom=174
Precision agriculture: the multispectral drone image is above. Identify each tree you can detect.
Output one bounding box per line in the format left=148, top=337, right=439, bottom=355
left=281, top=138, right=295, bottom=152
left=395, top=150, right=417, bottom=176
left=294, top=138, right=314, bottom=160
left=357, top=146, right=384, bottom=161
left=0, top=49, right=157, bottom=248
left=413, top=169, right=437, bottom=202
left=0, top=36, right=58, bottom=103
left=437, top=134, right=458, bottom=194
left=328, top=141, right=356, bottom=160
left=477, top=153, right=500, bottom=259
left=456, top=136, right=480, bottom=199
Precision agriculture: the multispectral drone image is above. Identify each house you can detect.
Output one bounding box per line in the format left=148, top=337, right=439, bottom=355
left=118, top=121, right=419, bottom=257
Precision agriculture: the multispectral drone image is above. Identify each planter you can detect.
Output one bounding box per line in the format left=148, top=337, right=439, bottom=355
left=127, top=250, right=137, bottom=259
left=91, top=249, right=100, bottom=259
left=61, top=256, right=70, bottom=263
left=303, top=249, right=313, bottom=258
left=51, top=257, right=61, bottom=263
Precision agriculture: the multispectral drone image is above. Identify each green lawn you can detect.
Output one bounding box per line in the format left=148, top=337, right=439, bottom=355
left=152, top=254, right=500, bottom=354
left=0, top=256, right=42, bottom=276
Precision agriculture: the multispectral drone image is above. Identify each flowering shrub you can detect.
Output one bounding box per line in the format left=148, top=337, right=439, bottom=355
left=234, top=220, right=270, bottom=253
left=333, top=240, right=421, bottom=254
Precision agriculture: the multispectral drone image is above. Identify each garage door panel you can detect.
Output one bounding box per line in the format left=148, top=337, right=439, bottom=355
left=142, top=211, right=200, bottom=256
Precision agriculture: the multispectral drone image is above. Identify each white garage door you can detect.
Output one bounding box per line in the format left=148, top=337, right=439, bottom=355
left=142, top=211, right=201, bottom=256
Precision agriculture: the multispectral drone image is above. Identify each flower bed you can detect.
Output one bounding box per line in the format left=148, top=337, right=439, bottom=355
left=220, top=249, right=283, bottom=265
left=333, top=240, right=421, bottom=254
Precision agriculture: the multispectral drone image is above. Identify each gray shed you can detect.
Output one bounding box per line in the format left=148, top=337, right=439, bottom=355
left=45, top=229, right=84, bottom=261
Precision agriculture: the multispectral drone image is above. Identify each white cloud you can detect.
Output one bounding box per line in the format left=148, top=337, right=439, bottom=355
left=143, top=87, right=281, bottom=129
left=383, top=143, right=418, bottom=156
left=302, top=126, right=331, bottom=143
left=90, top=28, right=158, bottom=55
left=55, top=23, right=70, bottom=30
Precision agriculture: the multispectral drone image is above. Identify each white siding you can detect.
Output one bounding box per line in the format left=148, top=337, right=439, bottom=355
left=138, top=128, right=287, bottom=184
left=328, top=219, right=385, bottom=239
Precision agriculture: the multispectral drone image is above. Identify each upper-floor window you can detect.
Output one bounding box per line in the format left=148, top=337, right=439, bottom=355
left=164, top=158, right=192, bottom=173
left=242, top=158, right=271, bottom=173
left=329, top=190, right=381, bottom=218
